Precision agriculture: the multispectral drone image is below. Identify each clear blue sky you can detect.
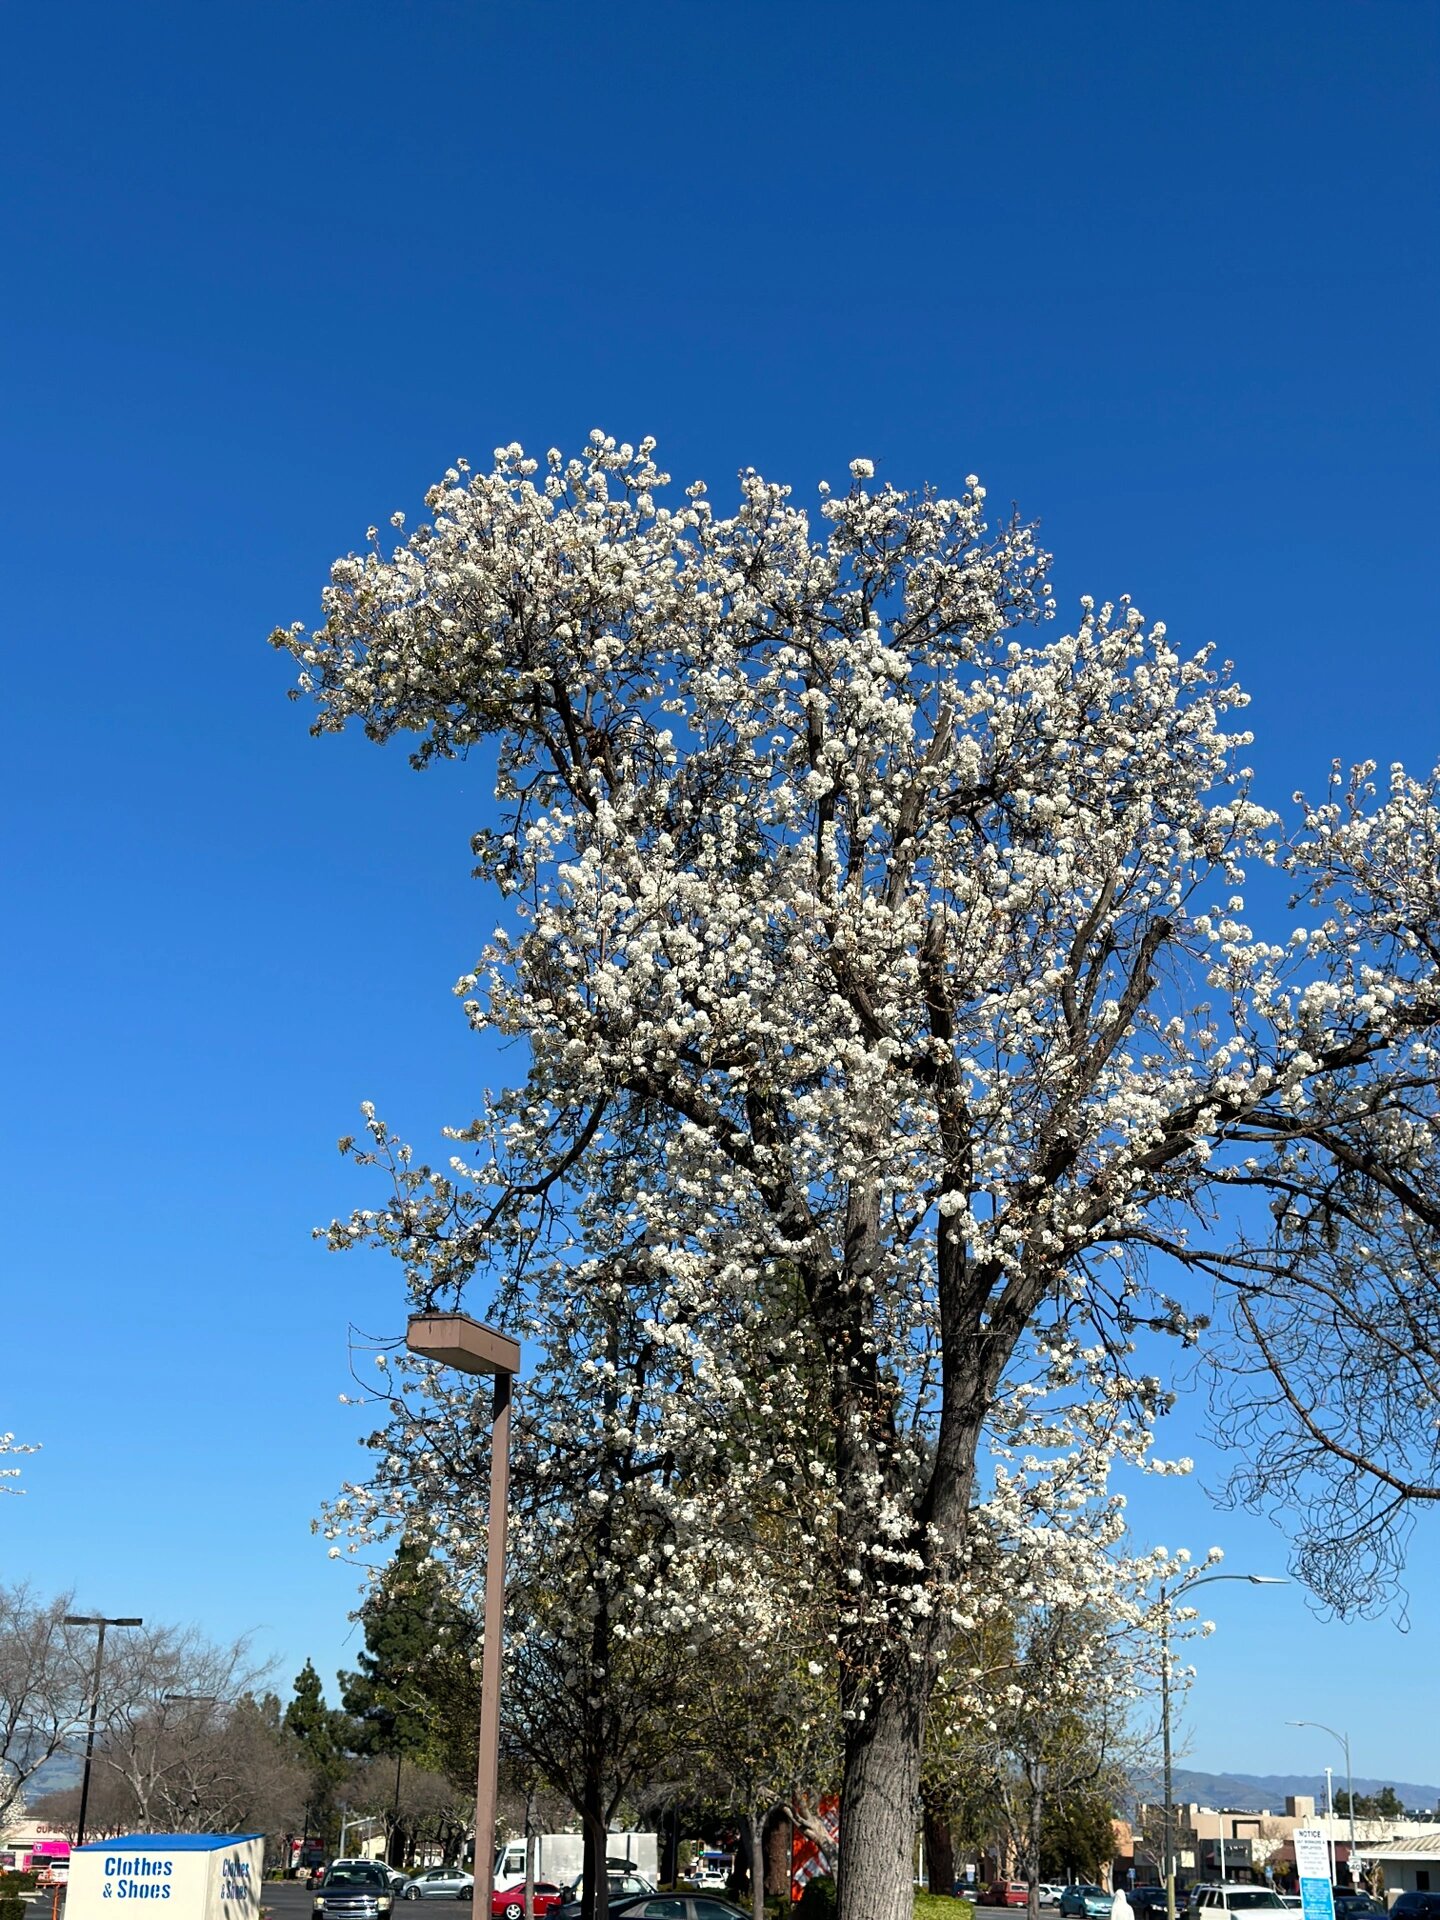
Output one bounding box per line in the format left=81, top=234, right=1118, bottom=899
left=3, top=0, right=1437, bottom=1786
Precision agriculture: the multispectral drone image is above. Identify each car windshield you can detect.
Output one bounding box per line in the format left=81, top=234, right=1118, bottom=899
left=324, top=1868, right=388, bottom=1888
left=1222, top=1898, right=1283, bottom=1911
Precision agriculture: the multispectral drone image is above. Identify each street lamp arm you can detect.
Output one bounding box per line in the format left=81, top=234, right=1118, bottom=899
left=1157, top=1573, right=1286, bottom=1920
left=1289, top=1721, right=1356, bottom=1873
left=1289, top=1719, right=1350, bottom=1757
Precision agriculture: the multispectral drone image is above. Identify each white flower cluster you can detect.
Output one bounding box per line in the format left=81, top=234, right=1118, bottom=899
left=0, top=1431, right=37, bottom=1493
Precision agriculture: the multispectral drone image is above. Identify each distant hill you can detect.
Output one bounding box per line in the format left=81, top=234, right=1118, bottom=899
left=16, top=1754, right=81, bottom=1802
left=1128, top=1768, right=1440, bottom=1813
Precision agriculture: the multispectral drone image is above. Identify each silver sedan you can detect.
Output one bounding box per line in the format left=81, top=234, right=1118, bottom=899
left=402, top=1870, right=474, bottom=1901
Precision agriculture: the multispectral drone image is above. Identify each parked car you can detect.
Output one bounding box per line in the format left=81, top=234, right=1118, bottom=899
left=1390, top=1899, right=1440, bottom=1920
left=314, top=1861, right=398, bottom=1918
left=592, top=1902, right=746, bottom=1920
left=1059, top=1889, right=1113, bottom=1920
left=401, top=1868, right=475, bottom=1901
left=1190, top=1890, right=1285, bottom=1917
left=1059, top=1888, right=1113, bottom=1919
left=1334, top=1897, right=1384, bottom=1920
left=491, top=1882, right=566, bottom=1920
left=1130, top=1887, right=1167, bottom=1917
left=551, top=1878, right=659, bottom=1920
left=988, top=1882, right=1030, bottom=1908
left=1038, top=1888, right=1066, bottom=1910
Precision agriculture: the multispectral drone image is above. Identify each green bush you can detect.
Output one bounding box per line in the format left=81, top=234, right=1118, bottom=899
left=1, top=1894, right=28, bottom=1920
left=797, top=1876, right=837, bottom=1918
left=915, top=1899, right=976, bottom=1919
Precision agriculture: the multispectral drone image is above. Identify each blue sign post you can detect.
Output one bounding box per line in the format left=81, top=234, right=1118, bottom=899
left=1296, top=1828, right=1336, bottom=1920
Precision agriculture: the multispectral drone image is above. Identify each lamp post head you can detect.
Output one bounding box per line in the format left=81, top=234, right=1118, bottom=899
left=64, top=1615, right=143, bottom=1627
left=1246, top=1577, right=1288, bottom=1586
left=405, top=1312, right=520, bottom=1378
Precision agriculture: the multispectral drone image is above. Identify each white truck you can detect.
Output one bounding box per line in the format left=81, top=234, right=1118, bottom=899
left=493, top=1832, right=658, bottom=1891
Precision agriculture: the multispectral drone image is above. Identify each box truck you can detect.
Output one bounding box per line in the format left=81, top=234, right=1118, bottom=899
left=493, top=1833, right=658, bottom=1891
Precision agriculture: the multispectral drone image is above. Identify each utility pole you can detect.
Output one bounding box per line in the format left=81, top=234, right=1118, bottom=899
left=404, top=1313, right=520, bottom=1915
left=1290, top=1722, right=1355, bottom=1887
left=1325, top=1770, right=1337, bottom=1887
left=64, top=1614, right=143, bottom=1847
left=1156, top=1575, right=1286, bottom=1920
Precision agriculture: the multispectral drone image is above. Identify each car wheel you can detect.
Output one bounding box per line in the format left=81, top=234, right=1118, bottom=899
left=404, top=1891, right=421, bottom=1902
left=502, top=1907, right=523, bottom=1920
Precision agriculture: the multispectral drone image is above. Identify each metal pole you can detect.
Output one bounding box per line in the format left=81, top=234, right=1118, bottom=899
left=524, top=1788, right=535, bottom=1920
left=1161, top=1591, right=1175, bottom=1920
left=74, top=1621, right=108, bottom=1850
left=1325, top=1771, right=1336, bottom=1887
left=1288, top=1723, right=1355, bottom=1888
left=65, top=1616, right=142, bottom=1850
left=1152, top=1574, right=1284, bottom=1917
left=475, top=1371, right=512, bottom=1914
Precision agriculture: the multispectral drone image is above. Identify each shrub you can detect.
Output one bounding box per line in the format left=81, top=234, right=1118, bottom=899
left=797, top=1877, right=837, bottom=1918
left=1, top=1894, right=28, bottom=1920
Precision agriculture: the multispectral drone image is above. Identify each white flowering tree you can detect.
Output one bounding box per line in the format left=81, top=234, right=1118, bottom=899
left=926, top=1409, right=1185, bottom=1914
left=276, top=436, right=1440, bottom=1920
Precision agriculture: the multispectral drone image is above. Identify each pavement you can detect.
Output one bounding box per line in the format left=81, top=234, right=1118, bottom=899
left=265, top=1884, right=326, bottom=1920
left=258, top=1882, right=1031, bottom=1918
left=261, top=1893, right=1025, bottom=1918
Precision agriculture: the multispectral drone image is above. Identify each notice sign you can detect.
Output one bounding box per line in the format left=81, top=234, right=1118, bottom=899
left=1295, top=1829, right=1335, bottom=1920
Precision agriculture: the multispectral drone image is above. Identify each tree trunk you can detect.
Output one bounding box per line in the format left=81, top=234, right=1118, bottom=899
left=580, top=1796, right=606, bottom=1920
left=763, top=1808, right=793, bottom=1902
left=837, top=1664, right=926, bottom=1920
left=749, top=1809, right=766, bottom=1920
left=1025, top=1762, right=1046, bottom=1920
left=923, top=1791, right=955, bottom=1898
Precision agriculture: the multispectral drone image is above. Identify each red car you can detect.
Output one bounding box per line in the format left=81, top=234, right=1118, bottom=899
left=989, top=1884, right=1031, bottom=1908
left=491, top=1883, right=566, bottom=1920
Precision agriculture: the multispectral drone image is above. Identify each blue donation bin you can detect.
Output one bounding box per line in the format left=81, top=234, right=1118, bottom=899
left=68, top=1835, right=264, bottom=1920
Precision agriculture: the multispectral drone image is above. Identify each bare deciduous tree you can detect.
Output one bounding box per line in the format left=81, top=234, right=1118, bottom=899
left=0, top=1586, right=87, bottom=1829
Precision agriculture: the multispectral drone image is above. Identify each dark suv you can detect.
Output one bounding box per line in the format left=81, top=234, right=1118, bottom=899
left=315, top=1861, right=396, bottom=1920
left=1391, top=1898, right=1440, bottom=1920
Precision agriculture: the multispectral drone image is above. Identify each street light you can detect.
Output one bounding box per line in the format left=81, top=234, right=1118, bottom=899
left=1158, top=1576, right=1287, bottom=1920
left=339, top=1811, right=386, bottom=1858
left=64, top=1614, right=143, bottom=1847
left=1289, top=1720, right=1355, bottom=1888
left=404, top=1312, right=520, bottom=1915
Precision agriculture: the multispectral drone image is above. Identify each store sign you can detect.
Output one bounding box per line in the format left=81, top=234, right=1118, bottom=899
left=69, top=1836, right=263, bottom=1920
left=1295, top=1828, right=1336, bottom=1920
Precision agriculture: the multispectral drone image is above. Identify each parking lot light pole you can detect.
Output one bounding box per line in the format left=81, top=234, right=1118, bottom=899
left=1158, top=1576, right=1286, bottom=1920
left=404, top=1312, right=520, bottom=1917
left=1289, top=1721, right=1355, bottom=1885
left=64, top=1614, right=143, bottom=1847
